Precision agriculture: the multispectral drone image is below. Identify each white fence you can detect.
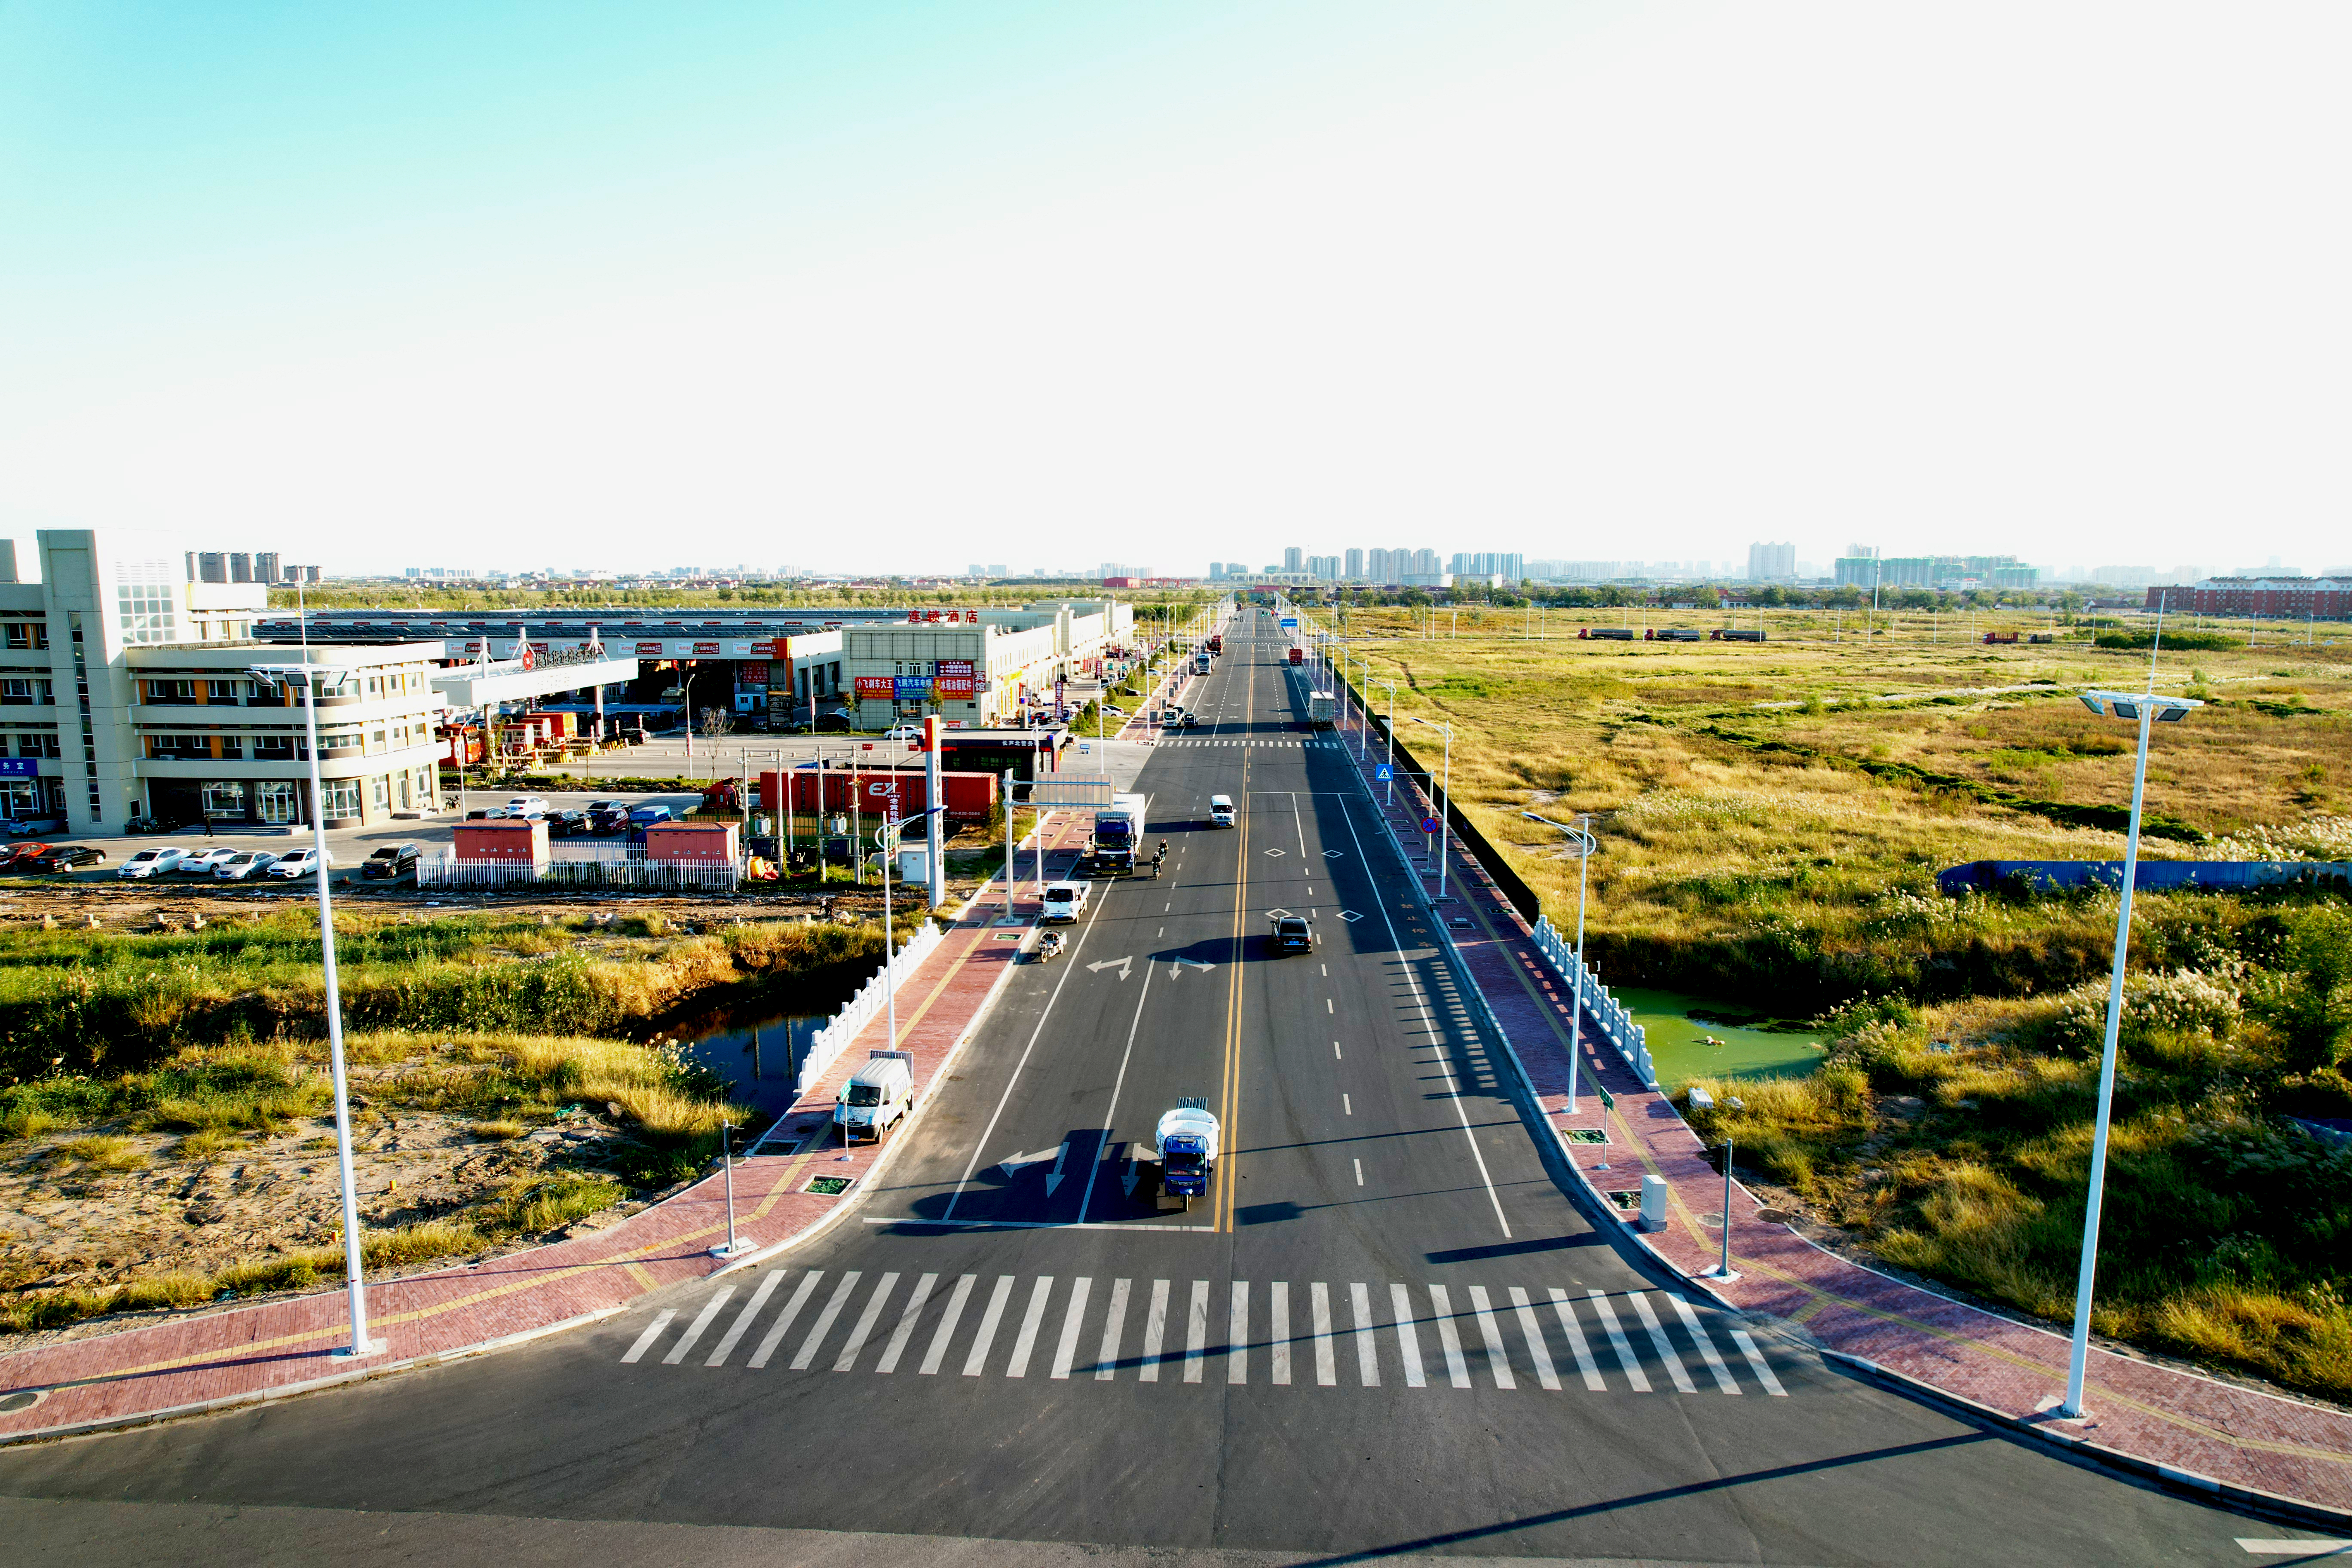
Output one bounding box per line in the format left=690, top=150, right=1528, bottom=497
left=1531, top=916, right=1655, bottom=1088
left=417, top=852, right=741, bottom=892
left=794, top=920, right=944, bottom=1095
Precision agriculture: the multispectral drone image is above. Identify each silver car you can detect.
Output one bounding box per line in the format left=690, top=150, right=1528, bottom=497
left=118, top=846, right=187, bottom=879
left=213, top=850, right=280, bottom=882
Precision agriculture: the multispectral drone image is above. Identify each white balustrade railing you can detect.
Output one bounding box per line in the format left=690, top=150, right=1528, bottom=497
left=794, top=921, right=944, bottom=1095
left=1532, top=916, right=1655, bottom=1089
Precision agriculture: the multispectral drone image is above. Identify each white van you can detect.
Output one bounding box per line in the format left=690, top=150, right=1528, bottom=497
left=836, top=1052, right=916, bottom=1143
left=1040, top=881, right=1090, bottom=922
left=1209, top=795, right=1235, bottom=828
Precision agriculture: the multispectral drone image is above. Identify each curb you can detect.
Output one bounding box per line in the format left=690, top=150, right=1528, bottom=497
left=0, top=1305, right=627, bottom=1450
left=1819, top=1351, right=2352, bottom=1534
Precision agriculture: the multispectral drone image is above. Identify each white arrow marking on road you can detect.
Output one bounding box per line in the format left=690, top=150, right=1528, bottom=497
left=1043, top=1141, right=1072, bottom=1195
left=1169, top=957, right=1216, bottom=979
left=1086, top=956, right=1133, bottom=980
left=998, top=1146, right=1060, bottom=1179
left=1121, top=1158, right=1142, bottom=1195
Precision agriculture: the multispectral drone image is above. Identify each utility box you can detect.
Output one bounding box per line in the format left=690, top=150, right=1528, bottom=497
left=1639, top=1173, right=1669, bottom=1232
left=452, top=818, right=548, bottom=871
left=896, top=846, right=930, bottom=885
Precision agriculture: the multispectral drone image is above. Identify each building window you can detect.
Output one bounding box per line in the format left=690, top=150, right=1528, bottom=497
left=144, top=734, right=209, bottom=760
left=216, top=735, right=244, bottom=760
left=201, top=781, right=247, bottom=820
left=143, top=679, right=197, bottom=704
left=371, top=775, right=389, bottom=814
left=253, top=733, right=295, bottom=760
left=397, top=772, right=410, bottom=810
left=0, top=679, right=41, bottom=705
left=322, top=778, right=361, bottom=819
left=115, top=582, right=179, bottom=645
left=14, top=734, right=59, bottom=759
left=0, top=778, right=43, bottom=818
left=3, top=622, right=46, bottom=651
left=207, top=679, right=246, bottom=703
left=370, top=726, right=387, bottom=753
left=257, top=780, right=300, bottom=825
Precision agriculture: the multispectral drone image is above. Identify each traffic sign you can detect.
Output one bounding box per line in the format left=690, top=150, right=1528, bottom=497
left=1373, top=764, right=1393, bottom=782
left=1420, top=816, right=1440, bottom=834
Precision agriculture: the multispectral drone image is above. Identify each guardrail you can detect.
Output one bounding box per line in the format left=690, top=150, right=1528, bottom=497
left=1531, top=916, right=1655, bottom=1088
left=795, top=921, right=944, bottom=1094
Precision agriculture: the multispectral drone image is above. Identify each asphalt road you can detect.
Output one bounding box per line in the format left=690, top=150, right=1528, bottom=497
left=0, top=613, right=2292, bottom=1565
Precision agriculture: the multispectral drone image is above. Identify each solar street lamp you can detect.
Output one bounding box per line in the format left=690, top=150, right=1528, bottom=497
left=2059, top=688, right=2201, bottom=1419
left=248, top=662, right=381, bottom=1358
left=1523, top=812, right=1597, bottom=1113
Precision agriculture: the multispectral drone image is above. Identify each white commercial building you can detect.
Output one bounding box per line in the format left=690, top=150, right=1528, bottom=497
left=843, top=601, right=1135, bottom=729
left=0, top=530, right=448, bottom=833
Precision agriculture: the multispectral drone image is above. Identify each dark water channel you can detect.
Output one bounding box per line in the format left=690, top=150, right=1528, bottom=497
left=675, top=1013, right=826, bottom=1116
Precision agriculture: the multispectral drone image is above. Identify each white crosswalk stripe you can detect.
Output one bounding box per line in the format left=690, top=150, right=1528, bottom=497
left=623, top=1274, right=1788, bottom=1396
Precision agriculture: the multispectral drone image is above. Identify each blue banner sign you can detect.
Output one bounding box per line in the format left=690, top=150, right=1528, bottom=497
left=0, top=758, right=35, bottom=779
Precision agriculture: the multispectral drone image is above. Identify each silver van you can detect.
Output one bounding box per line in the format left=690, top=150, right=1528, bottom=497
left=1209, top=795, right=1235, bottom=828
left=836, top=1051, right=916, bottom=1144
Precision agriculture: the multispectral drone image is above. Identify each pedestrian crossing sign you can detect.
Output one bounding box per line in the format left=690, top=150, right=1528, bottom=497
left=1374, top=764, right=1393, bottom=781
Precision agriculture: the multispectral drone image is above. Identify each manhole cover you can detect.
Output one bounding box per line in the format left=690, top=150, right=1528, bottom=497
left=806, top=1176, right=855, bottom=1196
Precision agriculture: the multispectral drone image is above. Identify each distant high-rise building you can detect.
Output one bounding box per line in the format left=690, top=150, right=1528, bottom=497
left=1746, top=542, right=1795, bottom=580
left=1410, top=548, right=1439, bottom=576
left=968, top=564, right=986, bottom=576
left=1366, top=548, right=1391, bottom=584
left=1283, top=546, right=1303, bottom=573
left=1306, top=554, right=1341, bottom=579
left=405, top=567, right=422, bottom=579
left=1344, top=548, right=1364, bottom=581
left=302, top=565, right=321, bottom=584
left=254, top=551, right=281, bottom=585
left=197, top=552, right=227, bottom=584
left=987, top=564, right=1005, bottom=577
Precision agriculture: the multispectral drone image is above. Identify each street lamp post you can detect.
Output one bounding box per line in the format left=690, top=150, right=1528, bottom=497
left=1522, top=812, right=1597, bottom=1113
left=2060, top=687, right=2201, bottom=1419
left=876, top=805, right=946, bottom=1066
left=1409, top=717, right=1454, bottom=900
left=680, top=669, right=698, bottom=759
left=248, top=662, right=382, bottom=1359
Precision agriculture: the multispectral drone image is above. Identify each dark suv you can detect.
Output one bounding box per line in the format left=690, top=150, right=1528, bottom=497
left=361, top=843, right=420, bottom=880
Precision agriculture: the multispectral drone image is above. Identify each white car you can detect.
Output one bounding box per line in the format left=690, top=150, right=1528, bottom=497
left=213, top=850, right=280, bottom=881
left=267, top=847, right=332, bottom=879
left=505, top=796, right=550, bottom=818
left=118, top=846, right=187, bottom=879
left=1102, top=704, right=1126, bottom=716
left=177, top=847, right=240, bottom=876
left=1040, top=881, right=1090, bottom=923
left=882, top=725, right=922, bottom=743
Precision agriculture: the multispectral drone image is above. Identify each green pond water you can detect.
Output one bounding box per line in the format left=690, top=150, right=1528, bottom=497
left=1616, top=987, right=1828, bottom=1090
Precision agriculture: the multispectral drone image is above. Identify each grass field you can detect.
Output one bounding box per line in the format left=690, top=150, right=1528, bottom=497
left=1311, top=604, right=2352, bottom=1398
left=0, top=906, right=903, bottom=1082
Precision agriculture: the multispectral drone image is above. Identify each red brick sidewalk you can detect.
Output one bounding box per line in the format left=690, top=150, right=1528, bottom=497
left=0, top=820, right=1096, bottom=1445
left=1332, top=698, right=2352, bottom=1519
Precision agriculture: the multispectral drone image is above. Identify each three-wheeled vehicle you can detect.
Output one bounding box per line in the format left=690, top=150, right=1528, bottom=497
left=1133, top=1097, right=1220, bottom=1212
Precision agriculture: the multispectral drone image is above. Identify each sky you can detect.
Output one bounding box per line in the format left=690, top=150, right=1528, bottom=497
left=3, top=2, right=2348, bottom=580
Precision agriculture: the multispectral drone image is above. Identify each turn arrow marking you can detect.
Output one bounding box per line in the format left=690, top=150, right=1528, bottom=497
left=1086, top=956, right=1133, bottom=980
left=1168, top=957, right=1216, bottom=979
left=1044, top=1140, right=1072, bottom=1195
left=998, top=1145, right=1062, bottom=1180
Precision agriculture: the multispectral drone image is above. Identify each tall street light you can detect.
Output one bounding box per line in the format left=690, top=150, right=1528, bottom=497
left=876, top=805, right=946, bottom=1059
left=1523, top=812, right=1597, bottom=1113
left=2059, top=687, right=2201, bottom=1419
left=248, top=662, right=383, bottom=1359
left=1409, top=716, right=1454, bottom=900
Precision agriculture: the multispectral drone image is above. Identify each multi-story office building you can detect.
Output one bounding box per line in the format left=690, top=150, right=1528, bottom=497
left=1282, top=547, right=1304, bottom=573
left=842, top=601, right=1135, bottom=729
left=1747, top=542, right=1796, bottom=580
left=1344, top=548, right=1364, bottom=581
left=0, top=531, right=447, bottom=833
left=1305, top=554, right=1341, bottom=580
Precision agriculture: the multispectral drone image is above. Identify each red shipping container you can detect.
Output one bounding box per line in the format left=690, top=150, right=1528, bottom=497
left=756, top=768, right=997, bottom=823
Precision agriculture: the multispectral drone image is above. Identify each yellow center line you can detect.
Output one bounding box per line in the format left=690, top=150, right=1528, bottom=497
left=1219, top=651, right=1255, bottom=1233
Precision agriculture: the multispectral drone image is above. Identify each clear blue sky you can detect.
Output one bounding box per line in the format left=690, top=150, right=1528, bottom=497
left=4, top=3, right=2347, bottom=578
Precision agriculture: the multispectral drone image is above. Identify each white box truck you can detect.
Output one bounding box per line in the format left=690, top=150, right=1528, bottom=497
left=1089, top=792, right=1148, bottom=873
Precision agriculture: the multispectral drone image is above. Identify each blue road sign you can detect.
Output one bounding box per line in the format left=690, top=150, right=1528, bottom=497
left=1279, top=617, right=1298, bottom=628
left=1420, top=816, right=1440, bottom=834
left=1373, top=764, right=1393, bottom=782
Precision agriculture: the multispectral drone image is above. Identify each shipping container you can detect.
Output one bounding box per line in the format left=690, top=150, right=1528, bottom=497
left=756, top=767, right=998, bottom=823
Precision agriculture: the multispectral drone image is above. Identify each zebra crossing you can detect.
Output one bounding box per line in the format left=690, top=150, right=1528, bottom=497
left=1155, top=738, right=1344, bottom=749
left=619, top=1272, right=1789, bottom=1396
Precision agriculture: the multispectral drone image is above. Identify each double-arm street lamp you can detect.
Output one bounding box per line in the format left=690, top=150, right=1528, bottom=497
left=2059, top=687, right=2201, bottom=1420
left=248, top=662, right=382, bottom=1360
left=1409, top=716, right=1454, bottom=900
left=1522, top=812, right=1597, bottom=1113
left=876, top=805, right=947, bottom=1057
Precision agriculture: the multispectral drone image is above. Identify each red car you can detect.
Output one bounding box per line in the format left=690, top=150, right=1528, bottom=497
left=0, top=842, right=51, bottom=872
